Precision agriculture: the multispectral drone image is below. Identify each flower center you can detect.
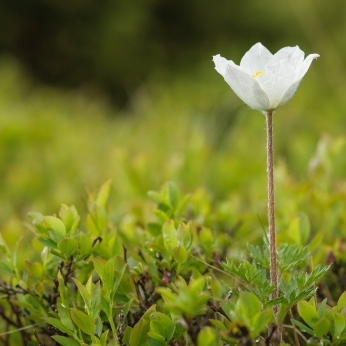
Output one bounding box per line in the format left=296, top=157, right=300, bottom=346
left=252, top=71, right=264, bottom=78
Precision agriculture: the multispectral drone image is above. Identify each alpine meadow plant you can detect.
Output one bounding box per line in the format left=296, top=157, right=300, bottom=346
left=0, top=42, right=345, bottom=346
left=213, top=42, right=320, bottom=343
left=0, top=179, right=342, bottom=346
left=0, top=181, right=273, bottom=346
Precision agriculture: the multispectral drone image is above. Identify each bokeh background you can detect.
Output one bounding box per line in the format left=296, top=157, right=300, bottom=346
left=1, top=0, right=346, bottom=248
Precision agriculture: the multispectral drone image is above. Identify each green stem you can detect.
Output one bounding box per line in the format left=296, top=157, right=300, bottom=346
left=108, top=307, right=118, bottom=341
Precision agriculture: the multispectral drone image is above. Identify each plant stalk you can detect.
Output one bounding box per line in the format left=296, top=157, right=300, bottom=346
left=265, top=111, right=280, bottom=343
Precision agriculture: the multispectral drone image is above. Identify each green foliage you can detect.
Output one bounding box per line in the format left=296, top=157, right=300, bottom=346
left=157, top=276, right=210, bottom=319
left=0, top=182, right=217, bottom=345
left=0, top=181, right=343, bottom=345
left=293, top=293, right=346, bottom=345
left=222, top=242, right=330, bottom=323
left=1, top=12, right=346, bottom=345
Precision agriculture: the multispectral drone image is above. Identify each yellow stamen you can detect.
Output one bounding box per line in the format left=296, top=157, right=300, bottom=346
left=252, top=71, right=264, bottom=78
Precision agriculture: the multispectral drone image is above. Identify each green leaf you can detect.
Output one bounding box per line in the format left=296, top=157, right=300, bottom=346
left=317, top=298, right=327, bottom=318
left=297, top=301, right=319, bottom=328
left=0, top=260, right=14, bottom=276
left=95, top=316, right=103, bottom=337
left=58, top=304, right=75, bottom=332
left=251, top=309, right=274, bottom=337
left=147, top=190, right=163, bottom=204
left=45, top=317, right=72, bottom=334
left=308, top=228, right=324, bottom=251
left=71, top=278, right=91, bottom=312
left=175, top=194, right=190, bottom=217
left=173, top=245, right=188, bottom=265
left=50, top=249, right=66, bottom=259
left=292, top=319, right=314, bottom=336
left=24, top=260, right=43, bottom=279
left=123, top=298, right=134, bottom=318
left=199, top=228, right=213, bottom=256
left=86, top=275, right=93, bottom=294
left=96, top=179, right=112, bottom=207
left=129, top=306, right=157, bottom=346
left=29, top=213, right=46, bottom=235
left=163, top=181, right=179, bottom=209
left=51, top=336, right=81, bottom=346
left=112, top=264, right=128, bottom=294
left=130, top=317, right=150, bottom=346
left=87, top=202, right=108, bottom=235
left=197, top=327, right=217, bottom=346
left=332, top=312, right=345, bottom=338
left=58, top=238, right=78, bottom=258
left=209, top=319, right=227, bottom=331
left=43, top=216, right=66, bottom=243
left=288, top=213, right=310, bottom=245
left=93, top=257, right=106, bottom=282
left=235, top=292, right=261, bottom=327
left=58, top=270, right=68, bottom=307
left=79, top=232, right=93, bottom=259
left=338, top=291, right=346, bottom=311
left=162, top=219, right=178, bottom=258
left=147, top=222, right=162, bottom=237
left=122, top=326, right=133, bottom=344
left=156, top=287, right=176, bottom=303
left=59, top=204, right=80, bottom=236
left=104, top=257, right=115, bottom=291
left=158, top=277, right=209, bottom=318
left=147, top=332, right=165, bottom=343
left=313, top=318, right=331, bottom=338
left=150, top=312, right=175, bottom=341
left=90, top=281, right=102, bottom=320
left=177, top=222, right=192, bottom=249
left=99, top=330, right=109, bottom=346
left=173, top=322, right=186, bottom=340
left=323, top=308, right=334, bottom=320
left=154, top=209, right=169, bottom=224
left=38, top=236, right=58, bottom=249
left=106, top=339, right=120, bottom=346
left=70, top=308, right=96, bottom=335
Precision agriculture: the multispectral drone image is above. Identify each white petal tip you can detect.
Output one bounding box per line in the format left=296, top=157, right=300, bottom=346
left=310, top=53, right=320, bottom=59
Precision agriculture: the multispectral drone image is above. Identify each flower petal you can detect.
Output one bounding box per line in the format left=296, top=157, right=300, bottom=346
left=213, top=44, right=319, bottom=112
left=276, top=53, right=319, bottom=108
left=275, top=80, right=301, bottom=109
left=240, top=42, right=273, bottom=74
left=213, top=54, right=232, bottom=77
left=297, top=53, right=320, bottom=79
left=274, top=46, right=305, bottom=69
left=224, top=62, right=270, bottom=111
left=256, top=59, right=297, bottom=109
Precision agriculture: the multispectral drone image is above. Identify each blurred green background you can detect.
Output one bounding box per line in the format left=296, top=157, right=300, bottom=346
left=1, top=0, right=346, bottom=249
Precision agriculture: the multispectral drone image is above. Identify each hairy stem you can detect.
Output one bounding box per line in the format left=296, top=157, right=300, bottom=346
left=265, top=111, right=278, bottom=302
left=266, top=111, right=281, bottom=344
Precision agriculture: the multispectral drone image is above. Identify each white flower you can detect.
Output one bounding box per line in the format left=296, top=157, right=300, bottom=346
left=213, top=43, right=319, bottom=112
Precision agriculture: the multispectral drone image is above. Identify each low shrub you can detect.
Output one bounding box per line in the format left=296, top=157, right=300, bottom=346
left=0, top=181, right=345, bottom=345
